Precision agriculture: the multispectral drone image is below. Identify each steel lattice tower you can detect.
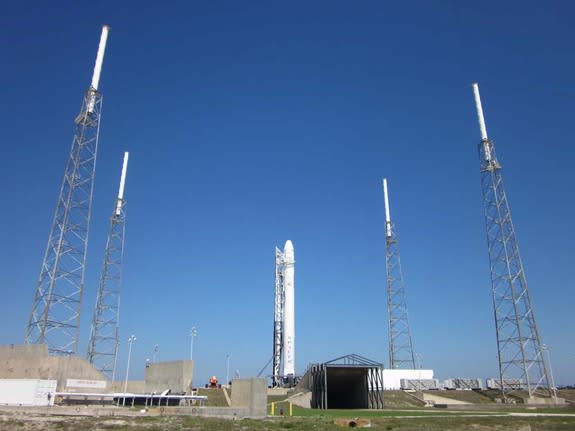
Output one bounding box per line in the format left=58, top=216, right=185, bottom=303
left=272, top=246, right=285, bottom=387
left=472, top=83, right=553, bottom=400
left=25, top=26, right=110, bottom=355
left=87, top=152, right=129, bottom=380
left=383, top=179, right=416, bottom=369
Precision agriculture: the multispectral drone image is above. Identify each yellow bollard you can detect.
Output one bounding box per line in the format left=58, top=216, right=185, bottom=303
left=271, top=402, right=275, bottom=416
left=289, top=402, right=293, bottom=416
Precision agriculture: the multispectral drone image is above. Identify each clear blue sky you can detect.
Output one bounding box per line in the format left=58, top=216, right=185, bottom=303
left=0, top=1, right=573, bottom=387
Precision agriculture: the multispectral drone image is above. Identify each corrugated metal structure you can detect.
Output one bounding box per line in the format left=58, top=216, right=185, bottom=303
left=309, top=354, right=384, bottom=409
left=400, top=378, right=439, bottom=390
left=444, top=378, right=483, bottom=390
left=379, top=369, right=434, bottom=390
left=486, top=378, right=524, bottom=390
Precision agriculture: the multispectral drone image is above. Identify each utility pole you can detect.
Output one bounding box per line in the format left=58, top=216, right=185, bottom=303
left=26, top=25, right=111, bottom=355
left=383, top=179, right=416, bottom=369
left=472, top=83, right=553, bottom=400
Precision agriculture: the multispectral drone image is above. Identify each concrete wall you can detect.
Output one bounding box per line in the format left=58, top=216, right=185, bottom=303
left=0, top=344, right=48, bottom=360
left=0, top=344, right=107, bottom=392
left=109, top=380, right=146, bottom=393
left=144, top=360, right=193, bottom=393
left=230, top=378, right=267, bottom=418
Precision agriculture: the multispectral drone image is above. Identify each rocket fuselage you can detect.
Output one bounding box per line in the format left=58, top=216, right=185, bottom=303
left=282, top=240, right=295, bottom=376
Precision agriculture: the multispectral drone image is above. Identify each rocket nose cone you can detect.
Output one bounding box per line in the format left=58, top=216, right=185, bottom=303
left=284, top=240, right=294, bottom=260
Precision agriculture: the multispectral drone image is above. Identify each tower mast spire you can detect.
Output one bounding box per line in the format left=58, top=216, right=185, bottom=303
left=26, top=25, right=110, bottom=355
left=383, top=179, right=416, bottom=369
left=472, top=82, right=553, bottom=400
left=87, top=152, right=129, bottom=380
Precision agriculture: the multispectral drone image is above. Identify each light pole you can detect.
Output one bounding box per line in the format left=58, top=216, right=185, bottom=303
left=190, top=327, right=197, bottom=361
left=226, top=354, right=231, bottom=386
left=190, top=327, right=197, bottom=392
left=123, top=335, right=136, bottom=406
left=415, top=353, right=422, bottom=395
left=153, top=344, right=159, bottom=363
left=541, top=344, right=557, bottom=399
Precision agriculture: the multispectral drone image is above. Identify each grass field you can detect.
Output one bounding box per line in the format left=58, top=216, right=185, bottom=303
left=1, top=410, right=575, bottom=431
left=197, top=387, right=229, bottom=406
left=0, top=389, right=573, bottom=431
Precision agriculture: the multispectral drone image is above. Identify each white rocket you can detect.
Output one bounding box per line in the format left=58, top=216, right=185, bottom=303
left=282, top=240, right=295, bottom=377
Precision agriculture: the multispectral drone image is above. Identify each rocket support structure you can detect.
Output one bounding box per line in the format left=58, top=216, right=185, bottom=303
left=273, top=240, right=295, bottom=386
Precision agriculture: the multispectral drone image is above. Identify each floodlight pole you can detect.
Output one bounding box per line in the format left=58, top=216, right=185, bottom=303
left=190, top=327, right=197, bottom=361
left=153, top=344, right=159, bottom=363
left=226, top=354, right=231, bottom=386
left=541, top=345, right=557, bottom=399
left=122, top=335, right=136, bottom=406
left=416, top=353, right=422, bottom=395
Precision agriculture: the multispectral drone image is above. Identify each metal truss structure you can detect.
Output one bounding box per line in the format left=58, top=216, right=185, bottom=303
left=272, top=247, right=285, bottom=387
left=472, top=83, right=553, bottom=400
left=25, top=26, right=110, bottom=355
left=87, top=152, right=129, bottom=380
left=26, top=89, right=103, bottom=355
left=383, top=179, right=416, bottom=369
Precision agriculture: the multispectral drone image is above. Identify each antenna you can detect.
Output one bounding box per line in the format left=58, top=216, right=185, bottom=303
left=115, top=152, right=129, bottom=215
left=383, top=177, right=416, bottom=369
left=383, top=178, right=392, bottom=238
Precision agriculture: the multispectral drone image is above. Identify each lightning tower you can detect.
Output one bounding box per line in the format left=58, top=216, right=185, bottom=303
left=272, top=240, right=295, bottom=387
left=383, top=179, right=416, bottom=369
left=472, top=83, right=553, bottom=399
left=87, top=152, right=129, bottom=380
left=25, top=26, right=110, bottom=355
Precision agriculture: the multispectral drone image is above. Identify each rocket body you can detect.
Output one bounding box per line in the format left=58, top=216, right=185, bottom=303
left=282, top=240, right=295, bottom=377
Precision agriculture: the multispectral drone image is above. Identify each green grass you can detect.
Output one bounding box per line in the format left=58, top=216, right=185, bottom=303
left=558, top=389, right=575, bottom=403
left=290, top=406, right=497, bottom=418
left=2, top=414, right=575, bottom=431
left=426, top=390, right=494, bottom=404
left=268, top=394, right=290, bottom=404
left=382, top=391, right=426, bottom=408
left=197, top=387, right=229, bottom=407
